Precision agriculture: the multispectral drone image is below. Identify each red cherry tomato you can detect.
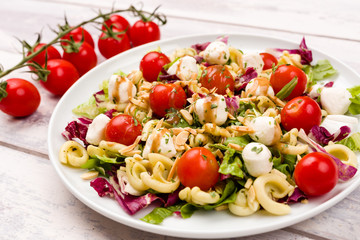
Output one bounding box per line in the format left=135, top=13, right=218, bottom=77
left=105, top=114, right=142, bottom=146
left=177, top=147, right=220, bottom=191
left=140, top=51, right=170, bottom=82
left=40, top=59, right=79, bottom=96
left=0, top=78, right=41, bottom=117
left=130, top=20, right=160, bottom=47
left=27, top=43, right=61, bottom=71
left=98, top=29, right=131, bottom=59
left=260, top=52, right=278, bottom=70
left=294, top=152, right=338, bottom=196
left=61, top=27, right=94, bottom=48
left=149, top=83, right=187, bottom=117
left=102, top=14, right=130, bottom=33
left=281, top=96, right=322, bottom=133
left=199, top=65, right=234, bottom=95
left=270, top=64, right=307, bottom=100
left=63, top=42, right=97, bottom=76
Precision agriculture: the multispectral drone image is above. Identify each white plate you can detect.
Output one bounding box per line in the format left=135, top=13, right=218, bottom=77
left=48, top=33, right=360, bottom=239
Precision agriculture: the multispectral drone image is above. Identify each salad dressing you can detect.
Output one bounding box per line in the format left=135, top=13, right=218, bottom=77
left=203, top=95, right=219, bottom=124
left=245, top=77, right=272, bottom=97
left=111, top=76, right=134, bottom=104
left=150, top=128, right=168, bottom=154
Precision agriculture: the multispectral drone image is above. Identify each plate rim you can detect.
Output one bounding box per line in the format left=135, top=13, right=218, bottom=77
left=48, top=32, right=360, bottom=239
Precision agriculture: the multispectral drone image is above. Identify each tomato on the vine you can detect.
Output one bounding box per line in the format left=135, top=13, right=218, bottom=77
left=63, top=41, right=97, bottom=76
left=105, top=114, right=142, bottom=146
left=281, top=96, right=322, bottom=133
left=27, top=43, right=61, bottom=71
left=177, top=147, right=220, bottom=191
left=130, top=20, right=160, bottom=47
left=140, top=51, right=170, bottom=82
left=61, top=27, right=94, bottom=48
left=98, top=29, right=131, bottom=59
left=199, top=65, right=234, bottom=95
left=102, top=14, right=130, bottom=34
left=0, top=78, right=40, bottom=117
left=260, top=52, right=278, bottom=70
left=40, top=59, right=79, bottom=96
left=149, top=83, right=187, bottom=117
left=294, top=152, right=338, bottom=196
left=270, top=64, right=307, bottom=100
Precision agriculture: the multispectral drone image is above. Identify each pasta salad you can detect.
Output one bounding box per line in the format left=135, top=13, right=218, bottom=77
left=59, top=36, right=360, bottom=224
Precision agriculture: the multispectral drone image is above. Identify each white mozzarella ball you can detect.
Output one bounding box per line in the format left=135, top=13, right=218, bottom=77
left=242, top=142, right=273, bottom=177
left=249, top=116, right=281, bottom=146
left=321, top=115, right=359, bottom=134
left=142, top=128, right=176, bottom=159
left=85, top=114, right=111, bottom=145
left=203, top=41, right=230, bottom=65
left=194, top=94, right=228, bottom=126
left=245, top=77, right=274, bottom=97
left=167, top=56, right=198, bottom=81
left=320, top=87, right=352, bottom=115
left=108, top=75, right=137, bottom=104
left=243, top=53, right=264, bottom=74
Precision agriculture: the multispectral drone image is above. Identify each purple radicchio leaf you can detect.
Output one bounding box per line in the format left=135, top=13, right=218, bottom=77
left=310, top=125, right=351, bottom=145
left=298, top=129, right=357, bottom=181
left=324, top=81, right=334, bottom=88
left=234, top=67, right=258, bottom=91
left=103, top=109, right=117, bottom=119
left=61, top=117, right=92, bottom=146
left=272, top=37, right=313, bottom=65
left=90, top=177, right=163, bottom=215
left=191, top=36, right=228, bottom=54
left=158, top=67, right=180, bottom=83
left=93, top=90, right=105, bottom=104
left=225, top=96, right=239, bottom=116
left=279, top=187, right=307, bottom=204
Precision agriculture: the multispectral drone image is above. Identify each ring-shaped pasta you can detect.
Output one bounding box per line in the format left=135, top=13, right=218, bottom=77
left=229, top=186, right=260, bottom=216
left=253, top=172, right=294, bottom=215
left=87, top=145, right=106, bottom=158
left=59, top=140, right=89, bottom=167
left=324, top=144, right=358, bottom=168
left=274, top=142, right=308, bottom=155
left=140, top=161, right=180, bottom=193
left=179, top=187, right=220, bottom=205
left=256, top=96, right=276, bottom=113
left=125, top=157, right=150, bottom=191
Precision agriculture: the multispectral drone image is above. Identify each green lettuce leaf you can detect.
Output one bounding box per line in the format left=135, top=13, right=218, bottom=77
left=72, top=95, right=106, bottom=119
left=219, top=149, right=245, bottom=178
left=347, top=85, right=360, bottom=115
left=312, top=59, right=337, bottom=81
left=224, top=136, right=250, bottom=147
left=336, top=132, right=360, bottom=152
left=141, top=204, right=183, bottom=224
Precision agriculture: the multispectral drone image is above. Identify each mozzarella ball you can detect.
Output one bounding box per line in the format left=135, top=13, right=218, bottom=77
left=85, top=114, right=111, bottom=145
left=167, top=56, right=198, bottom=81
left=142, top=128, right=176, bottom=159
left=243, top=53, right=264, bottom=74
left=194, top=94, right=228, bottom=126
left=108, top=75, right=137, bottom=104
left=242, top=142, right=273, bottom=177
left=321, top=115, right=359, bottom=135
left=245, top=77, right=274, bottom=97
left=320, top=87, right=352, bottom=115
left=249, top=116, right=281, bottom=146
left=203, top=41, right=230, bottom=65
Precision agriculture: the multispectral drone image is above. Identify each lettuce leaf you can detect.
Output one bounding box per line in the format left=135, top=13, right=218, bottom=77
left=312, top=59, right=337, bottom=81
left=72, top=95, right=106, bottom=119
left=347, top=85, right=360, bottom=115
left=219, top=149, right=245, bottom=178
left=140, top=204, right=183, bottom=224
left=336, top=132, right=360, bottom=152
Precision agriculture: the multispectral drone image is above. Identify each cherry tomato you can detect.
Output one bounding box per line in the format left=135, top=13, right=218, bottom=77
left=27, top=43, right=61, bottom=71
left=105, top=114, right=142, bottom=145
left=199, top=65, right=234, bottom=95
left=130, top=20, right=160, bottom=47
left=98, top=29, right=131, bottom=59
left=0, top=78, right=40, bottom=117
left=102, top=14, right=130, bottom=33
left=260, top=52, right=278, bottom=70
left=281, top=96, right=321, bottom=133
left=61, top=27, right=94, bottom=48
left=63, top=42, right=97, bottom=76
left=40, top=59, right=79, bottom=96
left=270, top=64, right=307, bottom=100
left=177, top=147, right=220, bottom=191
left=140, top=51, right=170, bottom=82
left=149, top=83, right=187, bottom=117
left=294, top=152, right=338, bottom=196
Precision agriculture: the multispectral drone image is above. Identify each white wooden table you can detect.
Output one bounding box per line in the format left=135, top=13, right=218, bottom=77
left=1, top=0, right=360, bottom=239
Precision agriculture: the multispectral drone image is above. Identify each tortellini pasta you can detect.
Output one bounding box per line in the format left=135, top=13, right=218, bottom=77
left=179, top=186, right=220, bottom=205
left=59, top=140, right=89, bottom=167
left=228, top=186, right=260, bottom=216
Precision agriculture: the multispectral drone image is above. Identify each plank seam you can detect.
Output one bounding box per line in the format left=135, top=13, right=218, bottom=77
left=0, top=140, right=49, bottom=159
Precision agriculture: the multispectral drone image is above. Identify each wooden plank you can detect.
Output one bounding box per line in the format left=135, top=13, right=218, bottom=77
left=0, top=145, right=311, bottom=240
